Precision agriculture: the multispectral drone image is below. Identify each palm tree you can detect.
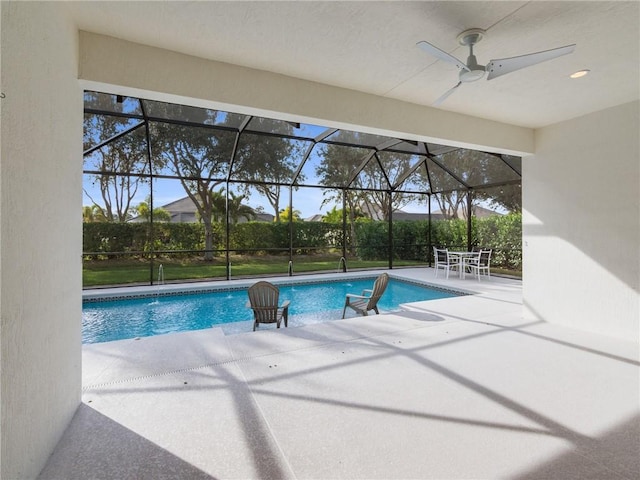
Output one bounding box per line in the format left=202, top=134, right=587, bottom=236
left=227, top=191, right=256, bottom=224
left=82, top=205, right=108, bottom=222
left=208, top=188, right=256, bottom=224
left=134, top=200, right=171, bottom=222
left=278, top=206, right=302, bottom=222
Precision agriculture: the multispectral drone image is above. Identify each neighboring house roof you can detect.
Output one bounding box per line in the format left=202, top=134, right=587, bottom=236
left=162, top=196, right=198, bottom=212
left=254, top=213, right=275, bottom=223
left=473, top=206, right=504, bottom=218
left=161, top=196, right=198, bottom=223
left=159, top=196, right=274, bottom=223
left=393, top=212, right=442, bottom=221
left=363, top=202, right=503, bottom=222
left=392, top=206, right=502, bottom=221
left=432, top=205, right=504, bottom=219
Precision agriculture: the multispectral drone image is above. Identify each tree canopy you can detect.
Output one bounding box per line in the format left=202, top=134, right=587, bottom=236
left=83, top=92, right=148, bottom=222
left=229, top=118, right=304, bottom=221
left=278, top=206, right=302, bottom=223
left=150, top=112, right=230, bottom=259
left=134, top=200, right=171, bottom=222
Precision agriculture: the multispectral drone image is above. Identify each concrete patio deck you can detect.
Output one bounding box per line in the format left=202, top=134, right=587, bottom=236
left=39, top=269, right=639, bottom=479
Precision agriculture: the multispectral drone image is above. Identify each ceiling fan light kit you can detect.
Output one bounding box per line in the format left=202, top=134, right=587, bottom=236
left=570, top=69, right=590, bottom=78
left=417, top=28, right=576, bottom=105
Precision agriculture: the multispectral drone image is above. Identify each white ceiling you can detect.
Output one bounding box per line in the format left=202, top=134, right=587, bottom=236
left=68, top=1, right=639, bottom=129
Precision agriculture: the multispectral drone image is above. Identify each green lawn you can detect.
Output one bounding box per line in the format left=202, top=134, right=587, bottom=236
left=83, top=256, right=418, bottom=287
left=83, top=256, right=521, bottom=288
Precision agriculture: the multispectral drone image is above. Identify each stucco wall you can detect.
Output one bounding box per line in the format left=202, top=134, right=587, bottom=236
left=523, top=101, right=640, bottom=340
left=1, top=3, right=82, bottom=478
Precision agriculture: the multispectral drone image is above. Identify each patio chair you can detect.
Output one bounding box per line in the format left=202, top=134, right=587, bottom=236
left=342, top=273, right=389, bottom=318
left=247, top=281, right=290, bottom=331
left=433, top=247, right=460, bottom=279
left=466, top=249, right=492, bottom=280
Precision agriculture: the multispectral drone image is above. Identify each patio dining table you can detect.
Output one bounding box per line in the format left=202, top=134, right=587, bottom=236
left=447, top=251, right=478, bottom=279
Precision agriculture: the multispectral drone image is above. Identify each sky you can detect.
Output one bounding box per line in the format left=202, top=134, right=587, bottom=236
left=83, top=175, right=436, bottom=220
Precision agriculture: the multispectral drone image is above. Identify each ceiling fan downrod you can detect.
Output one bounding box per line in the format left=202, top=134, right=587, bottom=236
left=457, top=28, right=486, bottom=82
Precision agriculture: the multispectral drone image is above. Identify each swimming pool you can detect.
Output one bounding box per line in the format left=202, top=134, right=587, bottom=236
left=82, top=277, right=462, bottom=344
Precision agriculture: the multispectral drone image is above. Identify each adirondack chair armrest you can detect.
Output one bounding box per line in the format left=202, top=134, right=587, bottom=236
left=346, top=293, right=367, bottom=300
left=281, top=300, right=291, bottom=309
left=361, top=288, right=373, bottom=296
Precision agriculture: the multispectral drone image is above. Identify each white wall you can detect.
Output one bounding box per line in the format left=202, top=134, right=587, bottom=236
left=0, top=3, right=82, bottom=478
left=523, top=101, right=639, bottom=340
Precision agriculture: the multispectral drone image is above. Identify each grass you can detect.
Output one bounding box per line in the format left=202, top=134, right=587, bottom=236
left=83, top=255, right=521, bottom=287
left=83, top=256, right=405, bottom=287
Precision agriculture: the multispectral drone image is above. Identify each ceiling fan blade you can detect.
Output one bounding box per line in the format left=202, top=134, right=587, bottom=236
left=486, top=44, right=576, bottom=80
left=417, top=41, right=469, bottom=71
left=433, top=81, right=462, bottom=106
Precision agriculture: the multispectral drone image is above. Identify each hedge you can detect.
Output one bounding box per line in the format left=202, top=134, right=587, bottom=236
left=83, top=213, right=522, bottom=269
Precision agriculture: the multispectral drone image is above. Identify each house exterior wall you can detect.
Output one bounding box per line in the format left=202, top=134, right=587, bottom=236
left=1, top=3, right=82, bottom=478
left=523, top=101, right=639, bottom=340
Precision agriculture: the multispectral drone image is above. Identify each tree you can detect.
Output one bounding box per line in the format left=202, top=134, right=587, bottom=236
left=425, top=149, right=521, bottom=219
left=321, top=206, right=365, bottom=223
left=83, top=92, right=148, bottom=222
left=226, top=191, right=257, bottom=224
left=82, top=205, right=108, bottom=223
left=354, top=152, right=420, bottom=221
left=475, top=155, right=521, bottom=213
left=208, top=189, right=227, bottom=224
left=316, top=134, right=419, bottom=222
left=315, top=143, right=368, bottom=252
left=278, top=206, right=302, bottom=223
left=134, top=200, right=171, bottom=222
left=476, top=184, right=521, bottom=213
left=208, top=188, right=257, bottom=224
left=229, top=118, right=304, bottom=222
left=150, top=106, right=230, bottom=260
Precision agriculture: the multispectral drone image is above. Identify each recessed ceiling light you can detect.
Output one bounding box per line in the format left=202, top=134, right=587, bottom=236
left=570, top=69, right=590, bottom=79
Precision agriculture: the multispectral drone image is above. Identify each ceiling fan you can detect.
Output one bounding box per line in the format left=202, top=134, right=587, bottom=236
left=417, top=28, right=576, bottom=105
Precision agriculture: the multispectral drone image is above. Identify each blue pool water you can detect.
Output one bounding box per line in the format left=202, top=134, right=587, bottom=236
left=82, top=277, right=460, bottom=344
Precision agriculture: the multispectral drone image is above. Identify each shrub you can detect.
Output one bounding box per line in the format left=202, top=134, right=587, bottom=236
left=83, top=213, right=521, bottom=270
left=354, top=222, right=388, bottom=260
left=476, top=213, right=522, bottom=269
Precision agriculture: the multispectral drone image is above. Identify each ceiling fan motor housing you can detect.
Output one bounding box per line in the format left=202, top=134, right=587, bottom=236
left=458, top=28, right=487, bottom=82
left=460, top=54, right=486, bottom=82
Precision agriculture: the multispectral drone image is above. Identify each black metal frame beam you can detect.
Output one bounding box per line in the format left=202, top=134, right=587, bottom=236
left=345, top=150, right=377, bottom=188
left=372, top=152, right=392, bottom=191
left=427, top=154, right=472, bottom=190
left=483, top=151, right=522, bottom=177
left=83, top=90, right=523, bottom=287
left=83, top=121, right=146, bottom=156
left=391, top=157, right=427, bottom=190
left=84, top=94, right=521, bottom=194
left=290, top=128, right=338, bottom=186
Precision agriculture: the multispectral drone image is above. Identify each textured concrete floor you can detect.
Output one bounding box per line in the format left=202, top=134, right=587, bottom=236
left=39, top=270, right=639, bottom=479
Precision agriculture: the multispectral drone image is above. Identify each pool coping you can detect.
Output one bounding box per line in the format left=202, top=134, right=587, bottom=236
left=82, top=269, right=478, bottom=303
